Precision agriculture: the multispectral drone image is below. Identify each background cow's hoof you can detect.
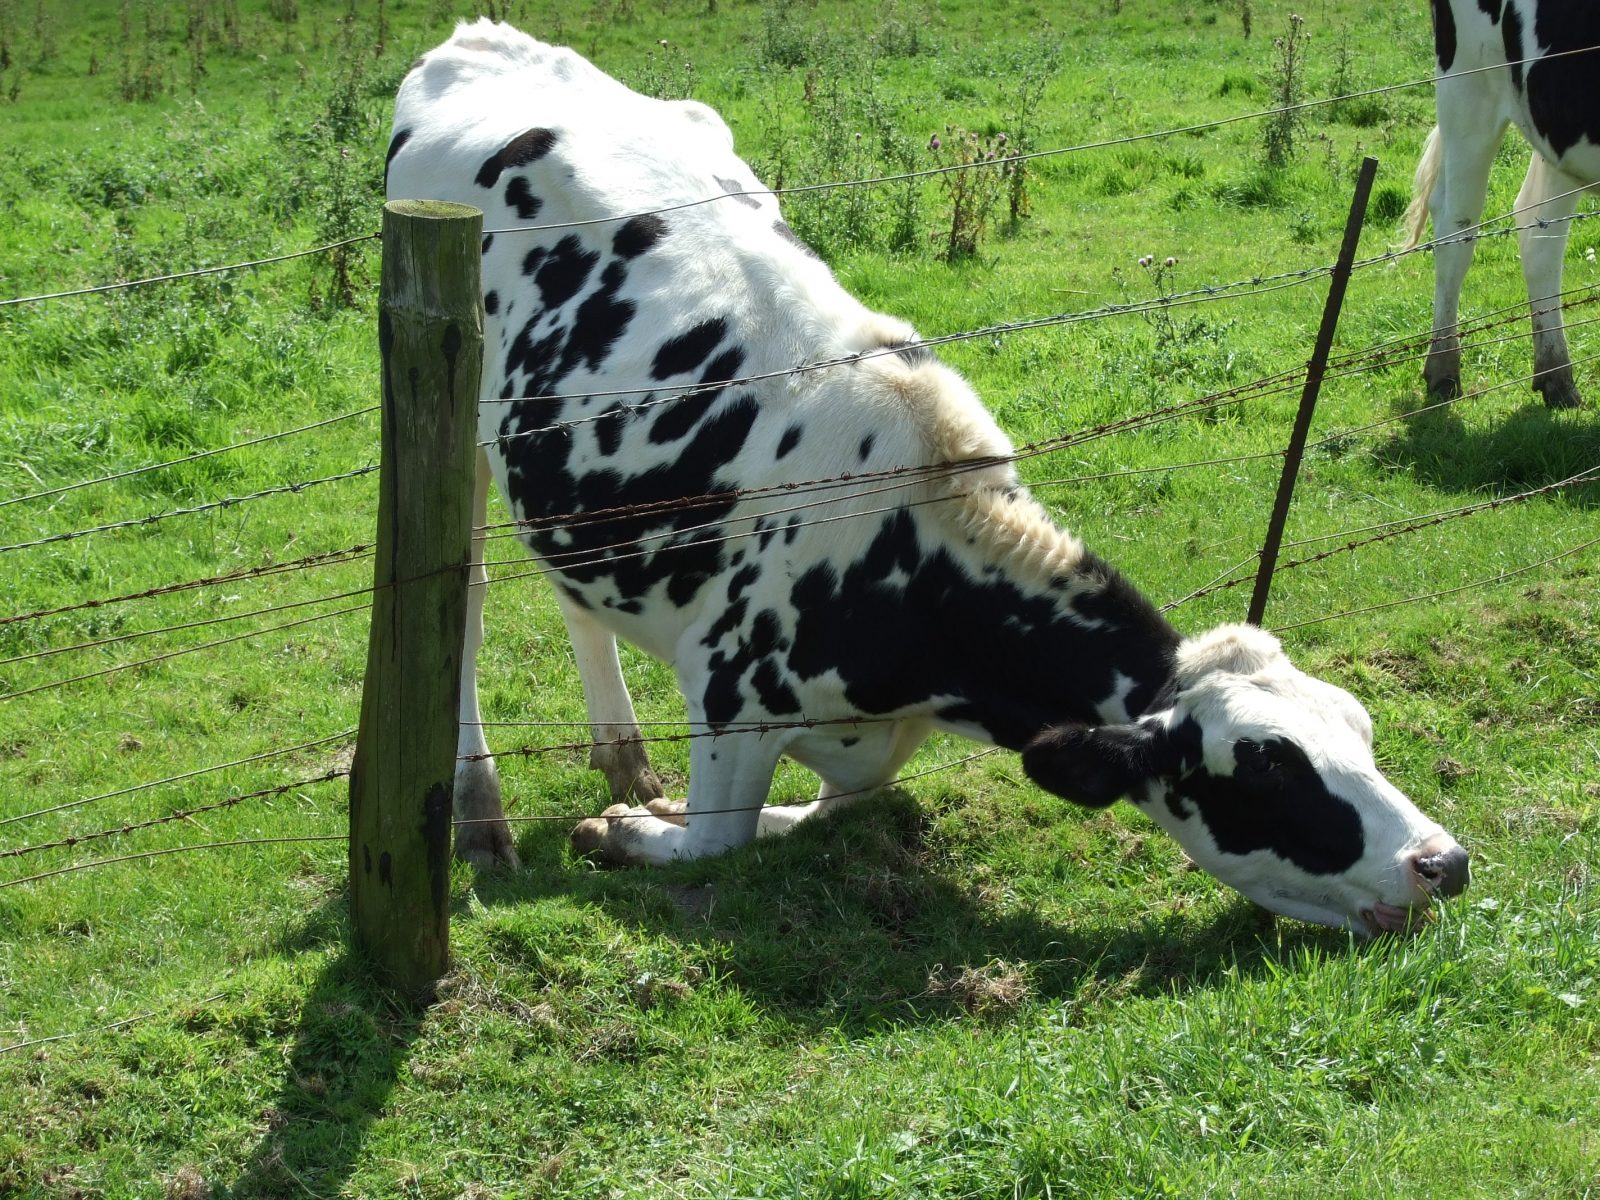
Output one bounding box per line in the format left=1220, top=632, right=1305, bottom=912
left=1538, top=378, right=1583, bottom=409
left=645, top=797, right=687, bottom=826
left=1424, top=374, right=1461, bottom=402
left=455, top=822, right=521, bottom=871
left=571, top=803, right=636, bottom=864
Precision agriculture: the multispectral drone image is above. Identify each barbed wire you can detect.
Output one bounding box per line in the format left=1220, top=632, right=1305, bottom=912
left=0, top=408, right=379, bottom=510
left=0, top=833, right=348, bottom=891
left=477, top=43, right=1600, bottom=237
left=0, top=602, right=368, bottom=703
left=1270, top=533, right=1600, bottom=634
left=0, top=991, right=229, bottom=1058
left=0, top=234, right=380, bottom=309
left=1164, top=462, right=1600, bottom=606
left=0, top=730, right=356, bottom=830
left=0, top=544, right=372, bottom=629
left=0, top=770, right=352, bottom=863
left=0, top=464, right=378, bottom=555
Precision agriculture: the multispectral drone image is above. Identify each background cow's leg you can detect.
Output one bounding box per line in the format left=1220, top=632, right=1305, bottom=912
left=757, top=719, right=932, bottom=837
left=571, top=724, right=778, bottom=864
left=1515, top=154, right=1583, bottom=409
left=1424, top=89, right=1506, bottom=400
left=557, top=597, right=666, bottom=805
left=454, top=452, right=520, bottom=869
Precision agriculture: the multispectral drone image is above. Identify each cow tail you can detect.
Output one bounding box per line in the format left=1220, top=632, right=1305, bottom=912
left=1401, top=126, right=1442, bottom=251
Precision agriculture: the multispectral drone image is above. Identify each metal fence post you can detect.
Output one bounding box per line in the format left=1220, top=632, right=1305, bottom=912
left=1247, top=156, right=1379, bottom=626
left=349, top=199, right=484, bottom=999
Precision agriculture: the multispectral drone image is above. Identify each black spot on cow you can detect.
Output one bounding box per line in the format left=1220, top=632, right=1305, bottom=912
left=652, top=318, right=729, bottom=380
left=384, top=128, right=412, bottom=191
left=484, top=290, right=500, bottom=315
left=858, top=434, right=876, bottom=462
left=534, top=236, right=599, bottom=310
left=649, top=348, right=747, bottom=445
left=501, top=393, right=758, bottom=612
left=482, top=234, right=494, bottom=255
left=593, top=402, right=629, bottom=456
left=752, top=659, right=801, bottom=714
left=728, top=562, right=761, bottom=602
left=841, top=736, right=860, bottom=748
left=1431, top=0, right=1458, bottom=71
left=504, top=176, right=543, bottom=221
left=1168, top=732, right=1365, bottom=876
left=1503, top=2, right=1525, bottom=90
left=716, top=175, right=762, bottom=208
left=613, top=214, right=668, bottom=259
left=1477, top=0, right=1501, bottom=19
left=565, top=261, right=637, bottom=378
left=476, top=127, right=559, bottom=188
left=773, top=219, right=820, bottom=259
left=787, top=510, right=1179, bottom=748
left=776, top=424, right=803, bottom=459
left=1525, top=1, right=1600, bottom=157
left=784, top=515, right=801, bottom=544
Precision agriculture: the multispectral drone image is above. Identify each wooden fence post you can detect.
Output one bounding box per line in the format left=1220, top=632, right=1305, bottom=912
left=349, top=199, right=484, bottom=999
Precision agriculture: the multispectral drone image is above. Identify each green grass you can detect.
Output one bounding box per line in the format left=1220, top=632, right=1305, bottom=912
left=2, top=1, right=1599, bottom=1197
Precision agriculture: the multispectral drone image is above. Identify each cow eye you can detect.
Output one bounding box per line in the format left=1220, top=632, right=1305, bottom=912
left=1234, top=739, right=1283, bottom=778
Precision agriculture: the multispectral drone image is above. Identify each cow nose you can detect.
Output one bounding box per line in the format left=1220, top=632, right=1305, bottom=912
left=1411, top=838, right=1470, bottom=899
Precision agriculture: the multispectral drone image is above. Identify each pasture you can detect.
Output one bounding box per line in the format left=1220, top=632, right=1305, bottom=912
left=2, top=0, right=1598, bottom=1196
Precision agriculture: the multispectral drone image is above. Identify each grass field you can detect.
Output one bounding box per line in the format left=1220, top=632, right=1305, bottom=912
left=1, top=1, right=1598, bottom=1196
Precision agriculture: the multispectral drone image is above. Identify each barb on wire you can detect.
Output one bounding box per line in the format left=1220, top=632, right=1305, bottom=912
left=0, top=407, right=379, bottom=509
left=0, top=464, right=377, bottom=555
left=0, top=545, right=372, bottom=629
left=0, top=234, right=379, bottom=309
left=0, top=730, right=356, bottom=830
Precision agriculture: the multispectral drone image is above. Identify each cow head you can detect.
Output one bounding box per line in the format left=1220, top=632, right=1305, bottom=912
left=1022, top=624, right=1468, bottom=935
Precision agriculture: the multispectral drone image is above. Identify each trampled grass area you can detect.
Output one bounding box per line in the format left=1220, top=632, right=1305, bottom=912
left=1, top=1, right=1597, bottom=1196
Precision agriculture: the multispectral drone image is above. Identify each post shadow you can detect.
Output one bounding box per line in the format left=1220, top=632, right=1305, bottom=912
left=223, top=900, right=427, bottom=1199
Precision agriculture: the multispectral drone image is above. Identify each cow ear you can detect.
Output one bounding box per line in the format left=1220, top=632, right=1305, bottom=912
left=1021, top=723, right=1158, bottom=808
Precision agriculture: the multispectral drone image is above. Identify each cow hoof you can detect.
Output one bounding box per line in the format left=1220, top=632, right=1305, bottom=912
left=645, top=797, right=687, bottom=826
left=1539, top=380, right=1583, bottom=410
left=455, top=823, right=521, bottom=871
left=571, top=803, right=637, bottom=864
left=1424, top=375, right=1461, bottom=402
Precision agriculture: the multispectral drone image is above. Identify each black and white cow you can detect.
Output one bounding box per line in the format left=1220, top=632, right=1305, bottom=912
left=388, top=21, right=1469, bottom=936
left=1406, top=0, right=1599, bottom=408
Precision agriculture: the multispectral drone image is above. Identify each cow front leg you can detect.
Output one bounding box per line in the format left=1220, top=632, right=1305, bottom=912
left=757, top=718, right=932, bottom=837
left=571, top=726, right=778, bottom=865
left=557, top=598, right=666, bottom=804
left=1516, top=154, right=1583, bottom=409
left=455, top=453, right=520, bottom=869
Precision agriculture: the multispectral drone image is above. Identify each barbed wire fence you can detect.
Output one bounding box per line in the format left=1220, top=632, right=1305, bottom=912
left=4, top=48, right=1599, bottom=1037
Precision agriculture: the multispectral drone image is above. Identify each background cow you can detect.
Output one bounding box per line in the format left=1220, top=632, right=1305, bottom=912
left=388, top=20, right=1469, bottom=936
left=1405, top=0, right=1599, bottom=408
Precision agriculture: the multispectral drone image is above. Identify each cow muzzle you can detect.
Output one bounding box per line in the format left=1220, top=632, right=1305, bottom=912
left=1360, top=834, right=1469, bottom=935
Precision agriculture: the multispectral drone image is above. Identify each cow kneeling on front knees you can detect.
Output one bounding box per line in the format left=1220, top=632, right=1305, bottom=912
left=389, top=20, right=1469, bottom=938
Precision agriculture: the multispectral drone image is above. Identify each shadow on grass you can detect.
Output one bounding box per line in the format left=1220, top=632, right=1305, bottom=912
left=223, top=899, right=426, bottom=1200
left=1373, top=393, right=1600, bottom=498
left=467, top=789, right=1354, bottom=1035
